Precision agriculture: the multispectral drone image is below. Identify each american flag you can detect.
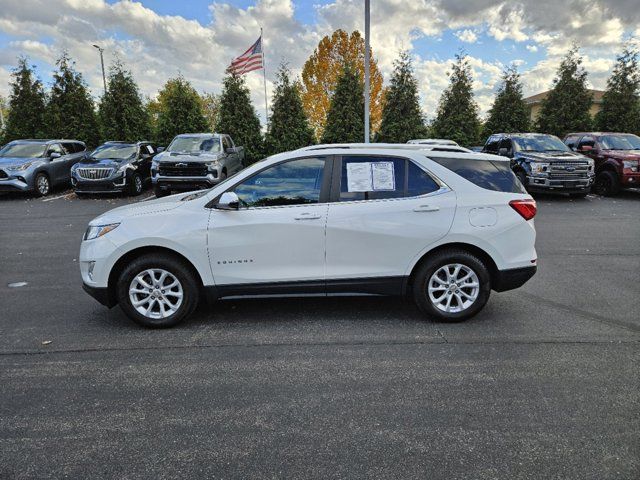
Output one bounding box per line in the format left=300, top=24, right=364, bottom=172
left=229, top=36, right=264, bottom=75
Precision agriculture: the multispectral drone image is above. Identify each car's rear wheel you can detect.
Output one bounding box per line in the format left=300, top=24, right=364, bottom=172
left=129, top=172, right=143, bottom=196
left=593, top=171, right=619, bottom=196
left=516, top=170, right=527, bottom=189
left=412, top=249, right=491, bottom=322
left=34, top=173, right=51, bottom=197
left=116, top=254, right=200, bottom=328
left=154, top=185, right=170, bottom=198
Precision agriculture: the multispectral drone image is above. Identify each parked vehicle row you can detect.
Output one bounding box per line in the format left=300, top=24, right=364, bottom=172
left=0, top=133, right=244, bottom=197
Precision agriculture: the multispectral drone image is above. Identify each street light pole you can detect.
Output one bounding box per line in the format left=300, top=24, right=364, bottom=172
left=93, top=44, right=107, bottom=93
left=364, top=0, right=370, bottom=143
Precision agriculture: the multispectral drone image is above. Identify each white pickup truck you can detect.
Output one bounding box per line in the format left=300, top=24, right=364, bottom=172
left=151, top=133, right=244, bottom=197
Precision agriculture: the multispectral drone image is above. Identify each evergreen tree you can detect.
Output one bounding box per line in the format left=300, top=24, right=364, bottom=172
left=321, top=64, right=365, bottom=144
left=154, top=75, right=209, bottom=146
left=201, top=92, right=221, bottom=132
left=43, top=52, right=99, bottom=147
left=596, top=44, right=640, bottom=134
left=265, top=65, right=315, bottom=154
left=431, top=52, right=481, bottom=146
left=3, top=57, right=46, bottom=143
left=536, top=46, right=592, bottom=137
left=376, top=51, right=427, bottom=143
left=483, top=64, right=530, bottom=139
left=217, top=71, right=263, bottom=164
left=98, top=59, right=151, bottom=142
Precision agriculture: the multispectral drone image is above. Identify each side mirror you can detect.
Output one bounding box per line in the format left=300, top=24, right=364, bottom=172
left=156, top=146, right=165, bottom=153
left=498, top=147, right=511, bottom=157
left=215, top=191, right=239, bottom=210
left=580, top=145, right=593, bottom=152
left=225, top=147, right=236, bottom=154
left=49, top=152, right=61, bottom=159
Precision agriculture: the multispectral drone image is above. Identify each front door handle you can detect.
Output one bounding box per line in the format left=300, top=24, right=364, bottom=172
left=294, top=213, right=322, bottom=220
left=413, top=205, right=440, bottom=212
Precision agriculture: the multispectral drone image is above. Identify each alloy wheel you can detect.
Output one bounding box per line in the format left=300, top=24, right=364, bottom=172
left=134, top=175, right=142, bottom=193
left=427, top=263, right=480, bottom=313
left=129, top=268, right=184, bottom=319
left=37, top=175, right=50, bottom=195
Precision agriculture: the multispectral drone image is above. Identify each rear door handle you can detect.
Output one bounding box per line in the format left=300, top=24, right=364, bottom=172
left=413, top=205, right=440, bottom=212
left=294, top=213, right=322, bottom=220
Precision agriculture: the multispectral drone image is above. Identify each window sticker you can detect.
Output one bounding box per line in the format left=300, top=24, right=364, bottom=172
left=346, top=162, right=373, bottom=192
left=371, top=161, right=395, bottom=190
left=146, top=145, right=154, bottom=154
left=346, top=161, right=396, bottom=192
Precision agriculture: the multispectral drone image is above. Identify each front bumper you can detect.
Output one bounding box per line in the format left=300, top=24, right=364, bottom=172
left=153, top=173, right=220, bottom=191
left=621, top=172, right=640, bottom=187
left=82, top=283, right=117, bottom=308
left=72, top=172, right=127, bottom=193
left=526, top=174, right=594, bottom=193
left=0, top=176, right=32, bottom=192
left=493, top=265, right=537, bottom=292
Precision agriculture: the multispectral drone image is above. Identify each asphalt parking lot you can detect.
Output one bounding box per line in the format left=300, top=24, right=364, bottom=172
left=1, top=188, right=639, bottom=479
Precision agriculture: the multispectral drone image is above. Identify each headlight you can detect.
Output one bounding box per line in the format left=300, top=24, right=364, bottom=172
left=587, top=160, right=594, bottom=171
left=205, top=161, right=220, bottom=171
left=6, top=162, right=35, bottom=171
left=623, top=160, right=639, bottom=172
left=84, top=223, right=120, bottom=241
left=117, top=164, right=130, bottom=173
left=530, top=162, right=549, bottom=175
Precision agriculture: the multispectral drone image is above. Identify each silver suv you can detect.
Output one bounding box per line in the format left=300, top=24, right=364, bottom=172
left=0, top=139, right=87, bottom=196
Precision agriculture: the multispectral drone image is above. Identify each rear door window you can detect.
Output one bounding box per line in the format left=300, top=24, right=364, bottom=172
left=430, top=156, right=526, bottom=193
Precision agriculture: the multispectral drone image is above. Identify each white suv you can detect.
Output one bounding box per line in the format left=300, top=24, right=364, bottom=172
left=80, top=145, right=537, bottom=328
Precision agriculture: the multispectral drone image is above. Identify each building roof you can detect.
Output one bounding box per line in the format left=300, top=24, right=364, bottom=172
left=524, top=89, right=605, bottom=105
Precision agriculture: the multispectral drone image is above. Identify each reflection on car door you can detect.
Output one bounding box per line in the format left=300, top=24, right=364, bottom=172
left=325, top=155, right=456, bottom=285
left=208, top=156, right=331, bottom=288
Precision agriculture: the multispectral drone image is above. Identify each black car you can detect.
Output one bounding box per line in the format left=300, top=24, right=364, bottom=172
left=71, top=141, right=159, bottom=196
left=482, top=133, right=595, bottom=196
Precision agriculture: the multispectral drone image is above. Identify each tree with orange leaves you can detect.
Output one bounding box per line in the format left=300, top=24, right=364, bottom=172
left=301, top=29, right=384, bottom=141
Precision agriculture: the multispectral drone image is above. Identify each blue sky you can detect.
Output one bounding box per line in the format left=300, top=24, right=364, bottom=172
left=0, top=0, right=638, bottom=123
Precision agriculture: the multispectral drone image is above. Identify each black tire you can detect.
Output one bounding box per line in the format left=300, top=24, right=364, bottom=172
left=516, top=170, right=528, bottom=189
left=220, top=170, right=227, bottom=181
left=34, top=172, right=51, bottom=197
left=412, top=249, right=491, bottom=322
left=116, top=253, right=200, bottom=328
left=128, top=172, right=143, bottom=196
left=154, top=185, right=170, bottom=198
left=593, top=171, right=620, bottom=196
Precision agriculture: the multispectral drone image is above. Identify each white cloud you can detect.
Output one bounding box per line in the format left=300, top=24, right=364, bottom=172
left=526, top=44, right=538, bottom=53
left=455, top=29, right=478, bottom=43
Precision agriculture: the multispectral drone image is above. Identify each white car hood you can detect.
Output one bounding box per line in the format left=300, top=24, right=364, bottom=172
left=89, top=193, right=189, bottom=225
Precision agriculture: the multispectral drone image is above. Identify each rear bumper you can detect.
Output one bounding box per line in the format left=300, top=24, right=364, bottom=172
left=493, top=265, right=537, bottom=292
left=82, top=283, right=117, bottom=308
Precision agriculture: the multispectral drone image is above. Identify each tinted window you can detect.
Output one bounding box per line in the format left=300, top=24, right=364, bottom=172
left=407, top=161, right=439, bottom=196
left=564, top=135, right=580, bottom=150
left=62, top=142, right=77, bottom=153
left=340, top=156, right=405, bottom=201
left=47, top=144, right=65, bottom=156
left=222, top=136, right=231, bottom=149
left=499, top=138, right=512, bottom=153
left=484, top=135, right=500, bottom=154
left=234, top=157, right=325, bottom=208
left=578, top=136, right=595, bottom=149
left=431, top=157, right=526, bottom=193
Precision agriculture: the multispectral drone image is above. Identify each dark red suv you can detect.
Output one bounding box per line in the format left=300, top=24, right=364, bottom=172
left=563, top=132, right=640, bottom=196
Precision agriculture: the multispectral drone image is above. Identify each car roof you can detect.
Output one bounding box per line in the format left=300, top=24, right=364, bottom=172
left=103, top=141, right=151, bottom=145
left=492, top=133, right=557, bottom=138
left=289, top=145, right=508, bottom=162
left=298, top=143, right=472, bottom=153
left=174, top=133, right=218, bottom=138
left=565, top=132, right=635, bottom=137
left=12, top=139, right=85, bottom=144
left=407, top=139, right=458, bottom=145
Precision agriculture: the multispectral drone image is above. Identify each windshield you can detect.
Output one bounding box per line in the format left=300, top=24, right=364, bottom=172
left=599, top=134, right=640, bottom=150
left=168, top=136, right=221, bottom=154
left=91, top=144, right=137, bottom=160
left=513, top=135, right=569, bottom=152
left=0, top=142, right=47, bottom=158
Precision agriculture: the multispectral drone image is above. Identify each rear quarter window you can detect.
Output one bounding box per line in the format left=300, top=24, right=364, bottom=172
left=430, top=156, right=526, bottom=193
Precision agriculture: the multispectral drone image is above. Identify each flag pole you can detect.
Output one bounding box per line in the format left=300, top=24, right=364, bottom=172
left=261, top=27, right=269, bottom=129
left=364, top=0, right=370, bottom=143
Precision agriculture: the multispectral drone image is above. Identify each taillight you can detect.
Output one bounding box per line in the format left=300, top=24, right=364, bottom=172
left=509, top=199, right=537, bottom=220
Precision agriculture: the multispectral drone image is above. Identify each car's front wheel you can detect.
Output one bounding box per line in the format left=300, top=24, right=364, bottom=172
left=128, top=172, right=143, bottom=196
left=34, top=173, right=51, bottom=197
left=593, top=171, right=619, bottom=196
left=116, top=254, right=200, bottom=328
left=412, top=249, right=491, bottom=322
